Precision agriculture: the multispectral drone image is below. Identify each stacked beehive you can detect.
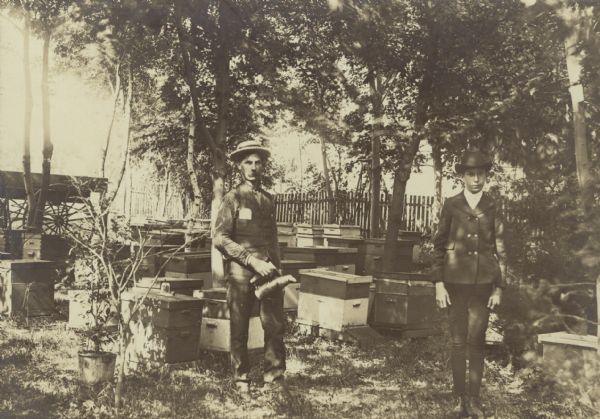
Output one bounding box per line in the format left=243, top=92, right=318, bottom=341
left=277, top=222, right=296, bottom=248
left=122, top=288, right=204, bottom=369
left=297, top=269, right=371, bottom=332
left=195, top=288, right=264, bottom=352
left=132, top=244, right=179, bottom=279
left=21, top=233, right=71, bottom=263
left=161, top=251, right=212, bottom=288
left=322, top=224, right=365, bottom=274
left=322, top=224, right=362, bottom=238
left=282, top=246, right=358, bottom=275
left=363, top=238, right=416, bottom=275
left=295, top=224, right=324, bottom=247
left=0, top=259, right=56, bottom=317
left=371, top=272, right=438, bottom=336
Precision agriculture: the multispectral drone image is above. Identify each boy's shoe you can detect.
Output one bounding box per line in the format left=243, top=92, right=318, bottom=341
left=467, top=397, right=485, bottom=418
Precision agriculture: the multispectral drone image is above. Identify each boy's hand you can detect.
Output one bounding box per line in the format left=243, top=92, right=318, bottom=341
left=435, top=282, right=451, bottom=309
left=487, top=288, right=502, bottom=310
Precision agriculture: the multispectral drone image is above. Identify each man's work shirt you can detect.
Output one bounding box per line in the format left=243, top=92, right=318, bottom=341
left=214, top=182, right=280, bottom=281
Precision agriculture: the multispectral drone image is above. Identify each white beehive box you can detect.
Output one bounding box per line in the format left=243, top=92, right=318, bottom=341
left=297, top=293, right=369, bottom=332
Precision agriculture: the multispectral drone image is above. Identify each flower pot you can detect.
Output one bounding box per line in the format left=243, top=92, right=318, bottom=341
left=78, top=351, right=116, bottom=385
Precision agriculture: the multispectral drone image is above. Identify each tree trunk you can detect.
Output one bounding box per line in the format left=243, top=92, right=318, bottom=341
left=430, top=140, right=443, bottom=234
left=161, top=169, right=171, bottom=218
left=562, top=6, right=593, bottom=211
left=369, top=76, right=383, bottom=238
left=101, top=62, right=121, bottom=179
left=106, top=69, right=133, bottom=207
left=319, top=135, right=335, bottom=224
left=184, top=101, right=203, bottom=248
left=115, top=309, right=127, bottom=410
left=33, top=30, right=54, bottom=231
left=21, top=10, right=35, bottom=229
left=382, top=135, right=421, bottom=271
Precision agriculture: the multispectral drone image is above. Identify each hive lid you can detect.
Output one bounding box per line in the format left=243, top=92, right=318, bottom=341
left=168, top=252, right=211, bottom=260
left=285, top=246, right=356, bottom=254
left=0, top=259, right=55, bottom=266
left=299, top=268, right=372, bottom=284
left=136, top=276, right=204, bottom=289
left=281, top=259, right=317, bottom=268
left=122, top=288, right=203, bottom=309
left=323, top=236, right=364, bottom=242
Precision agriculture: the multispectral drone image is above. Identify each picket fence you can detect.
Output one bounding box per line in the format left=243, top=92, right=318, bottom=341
left=274, top=191, right=434, bottom=237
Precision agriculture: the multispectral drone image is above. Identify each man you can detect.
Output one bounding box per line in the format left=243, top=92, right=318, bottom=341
left=432, top=150, right=507, bottom=418
left=213, top=140, right=285, bottom=393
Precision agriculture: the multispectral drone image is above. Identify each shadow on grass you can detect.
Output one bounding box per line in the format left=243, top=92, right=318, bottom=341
left=0, top=379, right=62, bottom=419
left=270, top=386, right=322, bottom=417
left=0, top=337, right=35, bottom=367
left=0, top=360, right=62, bottom=418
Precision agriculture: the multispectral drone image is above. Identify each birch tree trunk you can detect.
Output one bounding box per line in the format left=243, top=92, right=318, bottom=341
left=34, top=29, right=54, bottom=231
left=21, top=10, right=35, bottom=229
left=101, top=62, right=121, bottom=179
left=106, top=68, right=133, bottom=206
left=369, top=75, right=383, bottom=238
left=161, top=169, right=171, bottom=218
left=185, top=100, right=203, bottom=238
left=561, top=6, right=593, bottom=211
left=319, top=135, right=336, bottom=224
left=430, top=140, right=443, bottom=234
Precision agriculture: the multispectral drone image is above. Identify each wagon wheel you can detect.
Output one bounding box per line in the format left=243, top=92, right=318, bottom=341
left=43, top=200, right=90, bottom=235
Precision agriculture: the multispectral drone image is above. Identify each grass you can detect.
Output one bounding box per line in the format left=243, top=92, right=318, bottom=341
left=0, top=312, right=596, bottom=418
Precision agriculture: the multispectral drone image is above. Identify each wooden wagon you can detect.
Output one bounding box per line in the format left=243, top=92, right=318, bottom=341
left=0, top=170, right=107, bottom=235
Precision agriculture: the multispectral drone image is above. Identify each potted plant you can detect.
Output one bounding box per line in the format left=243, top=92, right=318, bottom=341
left=78, top=314, right=118, bottom=386
left=78, top=259, right=118, bottom=385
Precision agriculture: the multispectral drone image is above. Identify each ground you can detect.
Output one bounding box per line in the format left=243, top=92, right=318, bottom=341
left=0, top=312, right=593, bottom=419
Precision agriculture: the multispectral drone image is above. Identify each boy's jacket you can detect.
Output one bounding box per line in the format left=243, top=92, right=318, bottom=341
left=432, top=192, right=507, bottom=288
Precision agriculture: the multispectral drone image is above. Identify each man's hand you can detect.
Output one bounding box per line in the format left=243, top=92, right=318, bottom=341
left=487, top=288, right=502, bottom=310
left=248, top=256, right=278, bottom=278
left=435, top=282, right=451, bottom=309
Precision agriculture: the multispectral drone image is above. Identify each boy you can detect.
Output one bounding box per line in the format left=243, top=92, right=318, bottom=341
left=432, top=150, right=507, bottom=418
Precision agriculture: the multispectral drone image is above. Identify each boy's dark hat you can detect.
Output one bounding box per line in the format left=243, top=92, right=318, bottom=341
left=455, top=150, right=492, bottom=173
left=230, top=140, right=271, bottom=162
